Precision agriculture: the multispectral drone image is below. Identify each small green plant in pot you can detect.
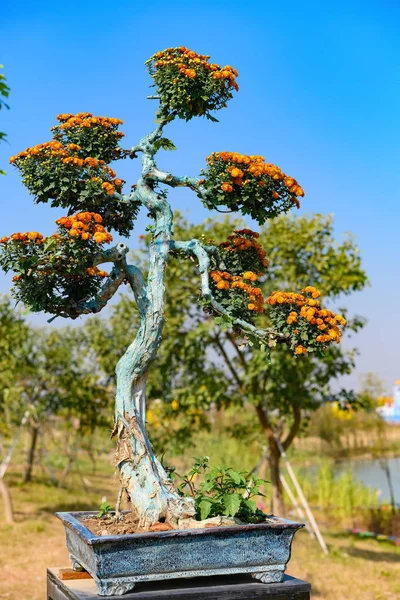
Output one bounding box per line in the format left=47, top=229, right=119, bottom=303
left=174, top=456, right=267, bottom=523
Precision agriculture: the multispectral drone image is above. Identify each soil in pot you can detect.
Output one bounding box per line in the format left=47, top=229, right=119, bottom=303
left=79, top=512, right=254, bottom=536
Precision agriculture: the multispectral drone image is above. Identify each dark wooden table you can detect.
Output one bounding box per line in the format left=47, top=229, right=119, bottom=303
left=47, top=568, right=311, bottom=600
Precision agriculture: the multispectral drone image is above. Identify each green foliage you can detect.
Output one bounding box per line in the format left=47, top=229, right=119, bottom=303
left=298, top=461, right=380, bottom=523
left=96, top=501, right=113, bottom=518
left=153, top=137, right=177, bottom=152
left=0, top=64, right=9, bottom=112
left=0, top=216, right=112, bottom=317
left=9, top=131, right=139, bottom=236
left=200, top=153, right=303, bottom=225
left=0, top=296, right=31, bottom=427
left=0, top=296, right=112, bottom=435
left=261, top=213, right=368, bottom=297
left=146, top=47, right=238, bottom=121
left=0, top=64, right=10, bottom=174
left=175, top=457, right=267, bottom=523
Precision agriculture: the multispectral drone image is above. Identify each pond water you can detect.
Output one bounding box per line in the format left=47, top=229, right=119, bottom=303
left=335, top=456, right=400, bottom=505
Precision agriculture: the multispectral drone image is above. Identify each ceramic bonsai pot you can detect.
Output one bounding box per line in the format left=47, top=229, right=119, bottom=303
left=57, top=511, right=303, bottom=596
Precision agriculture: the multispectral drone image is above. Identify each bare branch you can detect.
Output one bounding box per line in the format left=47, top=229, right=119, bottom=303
left=170, top=239, right=289, bottom=344
left=92, top=243, right=129, bottom=266
left=226, top=332, right=248, bottom=370
left=130, top=116, right=174, bottom=156
left=111, top=190, right=139, bottom=205
left=92, top=244, right=148, bottom=317
left=282, top=402, right=302, bottom=451
left=69, top=264, right=127, bottom=317
left=212, top=332, right=244, bottom=389
left=120, top=258, right=148, bottom=318
left=148, top=168, right=209, bottom=202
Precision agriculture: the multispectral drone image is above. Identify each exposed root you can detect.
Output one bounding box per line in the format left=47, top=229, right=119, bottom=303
left=114, top=415, right=195, bottom=530
left=114, top=484, right=125, bottom=521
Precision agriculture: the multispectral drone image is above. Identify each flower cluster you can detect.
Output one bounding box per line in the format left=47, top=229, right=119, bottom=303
left=0, top=213, right=116, bottom=317
left=55, top=113, right=124, bottom=130
left=51, top=113, right=125, bottom=163
left=10, top=141, right=122, bottom=195
left=56, top=212, right=113, bottom=244
left=9, top=121, right=138, bottom=237
left=209, top=269, right=264, bottom=319
left=219, top=229, right=269, bottom=274
left=87, top=266, right=108, bottom=278
left=146, top=47, right=239, bottom=120
left=0, top=231, right=44, bottom=245
left=266, top=286, right=346, bottom=356
left=200, top=152, right=303, bottom=225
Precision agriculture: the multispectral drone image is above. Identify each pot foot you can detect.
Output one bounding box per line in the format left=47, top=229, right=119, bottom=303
left=252, top=569, right=284, bottom=583
left=69, top=554, right=84, bottom=572
left=96, top=578, right=136, bottom=596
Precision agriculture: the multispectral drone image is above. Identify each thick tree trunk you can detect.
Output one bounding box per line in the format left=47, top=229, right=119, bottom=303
left=256, top=400, right=302, bottom=517
left=112, top=171, right=195, bottom=530
left=115, top=362, right=195, bottom=529
left=24, top=424, right=38, bottom=483
left=255, top=404, right=286, bottom=516
left=268, top=439, right=286, bottom=517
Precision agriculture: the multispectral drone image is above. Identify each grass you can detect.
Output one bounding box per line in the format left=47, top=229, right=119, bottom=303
left=0, top=451, right=400, bottom=600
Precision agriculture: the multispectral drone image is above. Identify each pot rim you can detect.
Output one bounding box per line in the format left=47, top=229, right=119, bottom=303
left=56, top=510, right=304, bottom=546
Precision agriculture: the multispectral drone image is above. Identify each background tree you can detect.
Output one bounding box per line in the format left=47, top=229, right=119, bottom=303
left=97, top=212, right=367, bottom=515
left=0, top=46, right=350, bottom=528
left=0, top=296, right=111, bottom=484
left=0, top=296, right=31, bottom=431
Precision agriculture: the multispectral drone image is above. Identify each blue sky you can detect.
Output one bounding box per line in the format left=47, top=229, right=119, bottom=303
left=1, top=0, right=399, bottom=393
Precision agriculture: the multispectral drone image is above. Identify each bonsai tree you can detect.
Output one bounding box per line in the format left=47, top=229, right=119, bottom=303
left=0, top=47, right=347, bottom=530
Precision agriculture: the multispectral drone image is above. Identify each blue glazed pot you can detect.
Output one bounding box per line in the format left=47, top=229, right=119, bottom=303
left=56, top=511, right=303, bottom=596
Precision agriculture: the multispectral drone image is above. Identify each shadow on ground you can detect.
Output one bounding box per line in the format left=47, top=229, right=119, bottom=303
left=340, top=546, right=399, bottom=563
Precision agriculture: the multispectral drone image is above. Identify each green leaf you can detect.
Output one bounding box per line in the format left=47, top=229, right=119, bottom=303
left=198, top=498, right=213, bottom=520
left=43, top=238, right=57, bottom=252
left=223, top=493, right=241, bottom=517
left=228, top=470, right=244, bottom=485
left=154, top=138, right=177, bottom=152
left=200, top=480, right=214, bottom=492
left=243, top=498, right=257, bottom=513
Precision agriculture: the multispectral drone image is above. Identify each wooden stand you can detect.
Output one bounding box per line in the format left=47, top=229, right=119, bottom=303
left=47, top=568, right=311, bottom=599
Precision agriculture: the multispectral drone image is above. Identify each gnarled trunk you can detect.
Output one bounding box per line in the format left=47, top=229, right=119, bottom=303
left=112, top=180, right=195, bottom=530
left=114, top=370, right=194, bottom=529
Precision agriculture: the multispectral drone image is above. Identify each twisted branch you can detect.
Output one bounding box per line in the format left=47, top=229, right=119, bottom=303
left=46, top=243, right=147, bottom=320
left=170, top=239, right=288, bottom=344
